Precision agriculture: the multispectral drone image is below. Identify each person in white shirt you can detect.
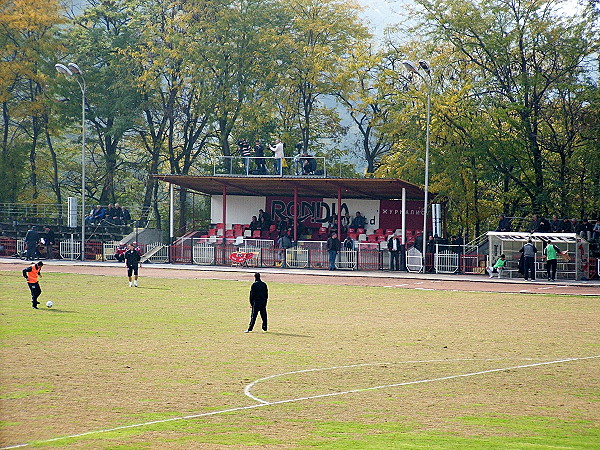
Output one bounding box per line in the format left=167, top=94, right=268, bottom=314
left=269, top=139, right=284, bottom=175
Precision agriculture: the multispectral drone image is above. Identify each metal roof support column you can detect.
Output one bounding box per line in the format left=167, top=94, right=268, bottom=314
left=293, top=186, right=298, bottom=243
left=401, top=188, right=406, bottom=245
left=169, top=183, right=174, bottom=263
left=222, top=185, right=227, bottom=232
left=337, top=186, right=342, bottom=238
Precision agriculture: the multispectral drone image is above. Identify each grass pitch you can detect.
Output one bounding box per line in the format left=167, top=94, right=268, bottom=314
left=1, top=270, right=599, bottom=448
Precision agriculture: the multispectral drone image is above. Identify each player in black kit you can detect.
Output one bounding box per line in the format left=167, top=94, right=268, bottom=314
left=124, top=243, right=141, bottom=287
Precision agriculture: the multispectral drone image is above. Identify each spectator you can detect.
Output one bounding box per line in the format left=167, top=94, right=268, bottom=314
left=341, top=212, right=351, bottom=232
left=121, top=206, right=131, bottom=225
left=537, top=215, right=551, bottom=233
left=426, top=235, right=436, bottom=253
left=326, top=231, right=341, bottom=270
left=350, top=211, right=367, bottom=230
left=570, top=218, right=579, bottom=234
left=561, top=217, right=573, bottom=233
left=91, top=205, right=105, bottom=224
left=579, top=219, right=593, bottom=240
left=112, top=203, right=123, bottom=225
left=44, top=226, right=56, bottom=259
left=496, top=214, right=511, bottom=232
left=527, top=214, right=539, bottom=233
left=254, top=140, right=266, bottom=174
left=343, top=235, right=355, bottom=250
left=249, top=216, right=260, bottom=233
left=327, top=213, right=338, bottom=233
left=269, top=138, right=284, bottom=175
left=258, top=209, right=271, bottom=231
left=24, top=225, right=39, bottom=260
left=277, top=232, right=293, bottom=250
left=105, top=204, right=116, bottom=224
left=301, top=152, right=317, bottom=175
left=387, top=232, right=402, bottom=271
left=593, top=219, right=600, bottom=240
left=549, top=215, right=562, bottom=233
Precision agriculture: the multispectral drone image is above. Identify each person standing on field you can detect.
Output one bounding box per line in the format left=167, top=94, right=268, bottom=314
left=543, top=240, right=566, bottom=281
left=245, top=272, right=268, bottom=333
left=23, top=261, right=44, bottom=309
left=327, top=231, right=341, bottom=270
left=124, top=243, right=141, bottom=287
left=520, top=238, right=537, bottom=281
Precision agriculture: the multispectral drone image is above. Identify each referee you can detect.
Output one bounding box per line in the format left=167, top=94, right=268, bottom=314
left=124, top=243, right=141, bottom=287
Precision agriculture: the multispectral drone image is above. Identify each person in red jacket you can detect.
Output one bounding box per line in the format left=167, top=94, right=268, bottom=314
left=23, top=261, right=44, bottom=309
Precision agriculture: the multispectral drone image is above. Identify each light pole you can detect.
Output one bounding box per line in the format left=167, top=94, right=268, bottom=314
left=403, top=60, right=431, bottom=272
left=55, top=63, right=86, bottom=261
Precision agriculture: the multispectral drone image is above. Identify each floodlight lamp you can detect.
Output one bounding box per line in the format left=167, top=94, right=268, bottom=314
left=402, top=60, right=419, bottom=74
left=67, top=63, right=82, bottom=74
left=418, top=60, right=430, bottom=74
left=55, top=63, right=73, bottom=76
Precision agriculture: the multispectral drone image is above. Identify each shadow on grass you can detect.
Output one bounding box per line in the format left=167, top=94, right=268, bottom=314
left=267, top=331, right=313, bottom=338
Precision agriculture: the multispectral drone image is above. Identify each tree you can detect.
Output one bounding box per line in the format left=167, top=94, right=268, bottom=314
left=415, top=0, right=598, bottom=214
left=0, top=0, right=65, bottom=202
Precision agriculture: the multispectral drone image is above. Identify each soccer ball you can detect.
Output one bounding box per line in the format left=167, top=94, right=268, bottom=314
left=46, top=301, right=53, bottom=308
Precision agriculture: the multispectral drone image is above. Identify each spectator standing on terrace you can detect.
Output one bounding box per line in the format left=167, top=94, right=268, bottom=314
left=269, top=139, right=284, bottom=175
left=238, top=139, right=252, bottom=175
left=244, top=272, right=268, bottom=333
left=350, top=211, right=367, bottom=230
left=23, top=261, right=43, bottom=309
left=579, top=219, right=593, bottom=240
left=326, top=231, right=341, bottom=271
left=121, top=206, right=131, bottom=225
left=543, top=240, right=566, bottom=281
left=520, top=238, right=538, bottom=281
left=254, top=140, right=266, bottom=174
left=496, top=214, right=511, bottom=232
left=387, top=232, right=402, bottom=271
left=24, top=225, right=39, bottom=260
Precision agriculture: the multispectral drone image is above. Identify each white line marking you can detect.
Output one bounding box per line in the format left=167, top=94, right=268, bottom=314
left=3, top=355, right=598, bottom=449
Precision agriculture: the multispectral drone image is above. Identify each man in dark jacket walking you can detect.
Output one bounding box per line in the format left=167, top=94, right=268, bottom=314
left=245, top=273, right=268, bottom=332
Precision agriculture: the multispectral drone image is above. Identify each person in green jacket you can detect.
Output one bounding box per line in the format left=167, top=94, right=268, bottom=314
left=544, top=240, right=566, bottom=281
left=487, top=254, right=506, bottom=278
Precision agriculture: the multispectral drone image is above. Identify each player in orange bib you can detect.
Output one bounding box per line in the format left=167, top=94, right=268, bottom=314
left=23, top=261, right=44, bottom=309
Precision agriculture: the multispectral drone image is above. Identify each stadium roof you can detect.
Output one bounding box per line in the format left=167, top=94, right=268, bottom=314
left=152, top=175, right=426, bottom=200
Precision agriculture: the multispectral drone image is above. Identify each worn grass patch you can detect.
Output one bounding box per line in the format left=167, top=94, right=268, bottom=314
left=0, top=270, right=598, bottom=448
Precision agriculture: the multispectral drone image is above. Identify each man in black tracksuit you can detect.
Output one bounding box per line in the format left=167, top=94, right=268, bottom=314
left=124, top=243, right=141, bottom=287
left=245, top=273, right=268, bottom=332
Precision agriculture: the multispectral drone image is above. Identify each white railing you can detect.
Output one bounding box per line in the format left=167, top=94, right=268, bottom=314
left=103, top=241, right=121, bottom=261
left=193, top=242, right=215, bottom=265
left=434, top=249, right=459, bottom=274
left=337, top=250, right=357, bottom=270
left=284, top=248, right=309, bottom=268
left=406, top=246, right=423, bottom=273
left=242, top=239, right=274, bottom=248
left=212, top=155, right=327, bottom=177
left=143, top=242, right=169, bottom=263
left=60, top=239, right=81, bottom=260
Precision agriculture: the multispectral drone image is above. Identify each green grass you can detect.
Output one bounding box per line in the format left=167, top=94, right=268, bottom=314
left=0, top=270, right=599, bottom=449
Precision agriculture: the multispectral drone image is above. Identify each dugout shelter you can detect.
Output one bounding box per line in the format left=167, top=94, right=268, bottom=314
left=487, top=231, right=590, bottom=280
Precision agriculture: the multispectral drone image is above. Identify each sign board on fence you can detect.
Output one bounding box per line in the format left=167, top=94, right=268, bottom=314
left=67, top=197, right=78, bottom=228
